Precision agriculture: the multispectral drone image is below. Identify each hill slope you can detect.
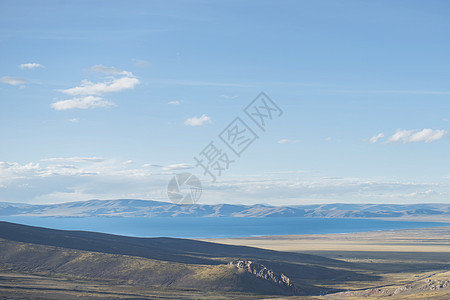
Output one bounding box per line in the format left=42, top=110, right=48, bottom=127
left=0, top=221, right=377, bottom=297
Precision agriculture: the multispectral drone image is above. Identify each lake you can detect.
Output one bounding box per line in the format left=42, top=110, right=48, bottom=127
left=1, top=216, right=448, bottom=238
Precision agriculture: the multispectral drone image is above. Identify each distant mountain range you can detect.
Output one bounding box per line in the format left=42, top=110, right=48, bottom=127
left=0, top=199, right=449, bottom=219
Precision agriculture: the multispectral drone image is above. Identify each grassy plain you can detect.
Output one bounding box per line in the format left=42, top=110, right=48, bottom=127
left=205, top=227, right=450, bottom=299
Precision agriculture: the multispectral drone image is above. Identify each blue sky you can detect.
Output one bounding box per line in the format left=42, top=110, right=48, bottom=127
left=1, top=0, right=450, bottom=205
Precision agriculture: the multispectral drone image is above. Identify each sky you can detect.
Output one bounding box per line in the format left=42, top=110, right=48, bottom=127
left=1, top=0, right=450, bottom=205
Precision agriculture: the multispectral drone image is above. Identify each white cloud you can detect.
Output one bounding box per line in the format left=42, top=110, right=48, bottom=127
left=0, top=158, right=175, bottom=204
left=51, top=96, right=114, bottom=110
left=369, top=133, right=385, bottom=143
left=19, top=63, right=44, bottom=70
left=132, top=59, right=150, bottom=68
left=60, top=77, right=139, bottom=96
left=277, top=139, right=297, bottom=144
left=220, top=94, right=237, bottom=100
left=91, top=65, right=134, bottom=77
left=142, top=163, right=193, bottom=171
left=41, top=157, right=105, bottom=163
left=150, top=79, right=248, bottom=87
left=0, top=161, right=40, bottom=176
left=168, top=100, right=181, bottom=105
left=68, top=118, right=79, bottom=123
left=408, top=129, right=447, bottom=143
left=386, top=129, right=447, bottom=144
left=142, top=163, right=163, bottom=168
left=386, top=129, right=415, bottom=144
left=1, top=158, right=450, bottom=205
left=203, top=175, right=450, bottom=205
left=184, top=114, right=211, bottom=126
left=161, top=163, right=194, bottom=171
left=53, top=65, right=138, bottom=111
left=0, top=76, right=27, bottom=86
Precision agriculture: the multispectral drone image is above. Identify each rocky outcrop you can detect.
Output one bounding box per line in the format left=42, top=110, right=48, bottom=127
left=229, top=260, right=298, bottom=294
left=425, top=278, right=450, bottom=290
left=334, top=277, right=450, bottom=297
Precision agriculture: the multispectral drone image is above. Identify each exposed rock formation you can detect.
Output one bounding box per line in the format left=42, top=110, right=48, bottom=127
left=229, top=260, right=298, bottom=294
left=425, top=278, right=450, bottom=290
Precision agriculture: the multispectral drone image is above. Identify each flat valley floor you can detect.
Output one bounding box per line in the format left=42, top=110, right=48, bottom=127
left=204, top=226, right=450, bottom=299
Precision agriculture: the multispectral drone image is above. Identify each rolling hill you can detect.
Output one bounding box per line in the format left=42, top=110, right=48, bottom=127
left=0, top=221, right=377, bottom=297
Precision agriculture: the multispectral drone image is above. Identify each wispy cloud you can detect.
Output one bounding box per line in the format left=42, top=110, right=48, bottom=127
left=0, top=158, right=190, bottom=204
left=277, top=139, right=298, bottom=144
left=141, top=163, right=194, bottom=171
left=142, top=163, right=163, bottom=168
left=220, top=94, right=237, bottom=100
left=19, top=63, right=44, bottom=70
left=41, top=157, right=105, bottom=163
left=184, top=114, right=212, bottom=126
left=330, top=89, right=450, bottom=96
left=161, top=163, right=194, bottom=171
left=1, top=158, right=449, bottom=205
left=369, top=129, right=447, bottom=144
left=52, top=65, right=138, bottom=110
left=0, top=76, right=27, bottom=86
left=91, top=64, right=134, bottom=77
left=150, top=78, right=249, bottom=87
left=386, top=129, right=447, bottom=144
left=168, top=100, right=181, bottom=105
left=132, top=59, right=150, bottom=68
left=60, top=77, right=139, bottom=96
left=204, top=176, right=450, bottom=205
left=51, top=96, right=114, bottom=110
left=369, top=133, right=384, bottom=143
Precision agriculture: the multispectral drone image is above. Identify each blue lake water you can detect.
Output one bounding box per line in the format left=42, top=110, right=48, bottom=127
left=1, top=217, right=449, bottom=238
